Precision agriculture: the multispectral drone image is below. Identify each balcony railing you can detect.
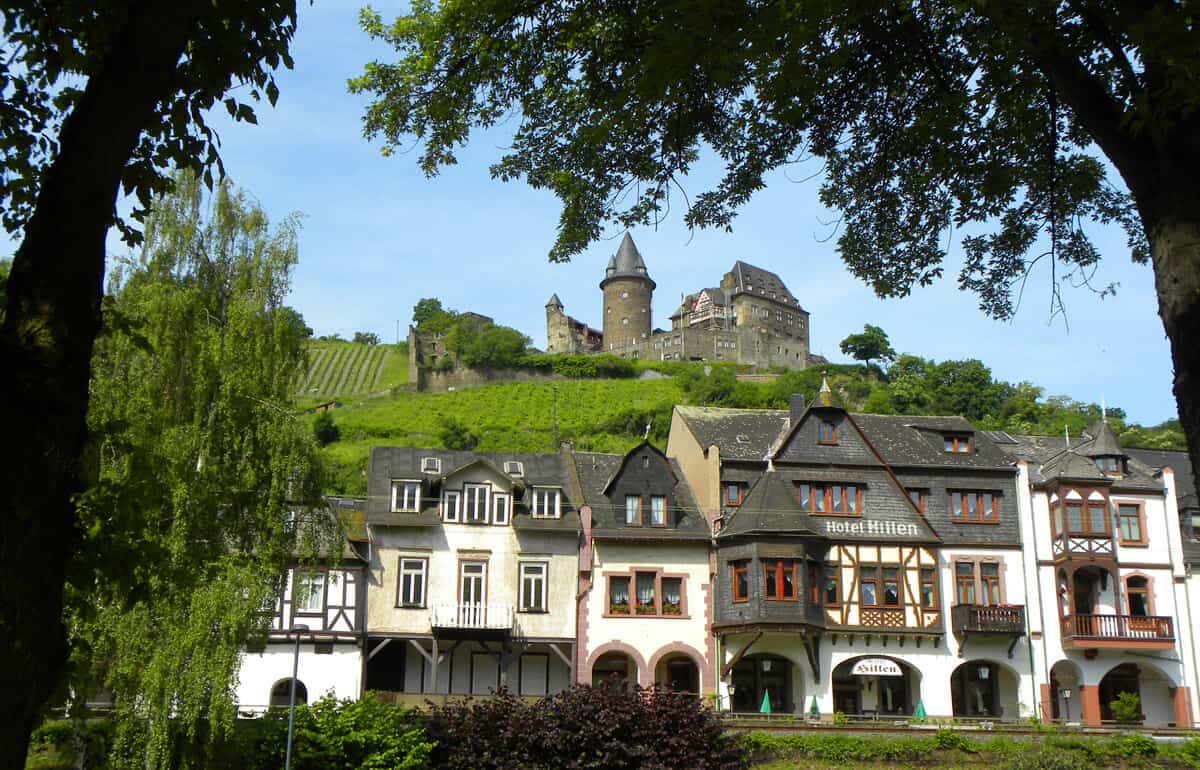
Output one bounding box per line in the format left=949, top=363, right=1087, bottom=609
left=1061, top=613, right=1174, bottom=643
left=951, top=604, right=1026, bottom=635
left=1051, top=531, right=1115, bottom=558
left=431, top=602, right=514, bottom=632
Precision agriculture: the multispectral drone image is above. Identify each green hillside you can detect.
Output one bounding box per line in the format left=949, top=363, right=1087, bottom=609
left=311, top=356, right=1185, bottom=497
left=319, top=377, right=682, bottom=494
left=296, top=340, right=407, bottom=402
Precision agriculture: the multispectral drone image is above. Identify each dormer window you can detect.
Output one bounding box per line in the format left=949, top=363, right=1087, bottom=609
left=504, top=460, right=524, bottom=477
left=391, top=481, right=421, bottom=513
left=421, top=457, right=441, bottom=474
left=943, top=435, right=971, bottom=454
left=531, top=488, right=561, bottom=519
left=725, top=483, right=744, bottom=507
left=817, top=420, right=837, bottom=445
left=1095, top=456, right=1122, bottom=475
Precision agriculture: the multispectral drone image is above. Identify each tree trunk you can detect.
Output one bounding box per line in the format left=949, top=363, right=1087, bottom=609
left=1147, top=213, right=1200, bottom=507
left=0, top=4, right=203, bottom=764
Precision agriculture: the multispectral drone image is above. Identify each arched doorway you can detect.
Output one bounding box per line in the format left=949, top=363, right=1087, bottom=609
left=269, top=678, right=307, bottom=708
left=1099, top=663, right=1142, bottom=723
left=831, top=656, right=920, bottom=717
left=655, top=653, right=699, bottom=694
left=951, top=660, right=1018, bottom=719
left=592, top=651, right=636, bottom=688
left=730, top=654, right=792, bottom=713
left=1048, top=659, right=1082, bottom=721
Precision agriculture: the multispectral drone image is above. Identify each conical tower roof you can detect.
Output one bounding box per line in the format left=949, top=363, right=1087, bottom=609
left=600, top=233, right=656, bottom=289
left=1082, top=420, right=1124, bottom=457
left=546, top=293, right=563, bottom=309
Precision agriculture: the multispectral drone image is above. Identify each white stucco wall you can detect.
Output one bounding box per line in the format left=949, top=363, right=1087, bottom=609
left=236, top=644, right=362, bottom=713
left=583, top=539, right=713, bottom=692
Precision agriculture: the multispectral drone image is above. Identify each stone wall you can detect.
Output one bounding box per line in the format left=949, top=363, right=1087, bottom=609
left=415, top=365, right=566, bottom=392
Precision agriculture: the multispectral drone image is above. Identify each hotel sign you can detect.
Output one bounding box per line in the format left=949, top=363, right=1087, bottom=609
left=850, top=658, right=903, bottom=677
left=824, top=519, right=920, bottom=538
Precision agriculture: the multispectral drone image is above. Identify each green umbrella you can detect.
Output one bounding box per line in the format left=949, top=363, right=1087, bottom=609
left=809, top=696, right=820, bottom=718
left=760, top=691, right=772, bottom=714
left=913, top=699, right=927, bottom=722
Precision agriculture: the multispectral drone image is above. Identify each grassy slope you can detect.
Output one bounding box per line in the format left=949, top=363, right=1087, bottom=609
left=319, top=377, right=683, bottom=495
left=296, top=341, right=408, bottom=405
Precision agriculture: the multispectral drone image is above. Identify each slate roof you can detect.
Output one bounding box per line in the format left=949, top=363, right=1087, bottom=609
left=852, top=414, right=1015, bottom=470
left=1082, top=420, right=1123, bottom=456
left=573, top=450, right=709, bottom=540
left=673, top=405, right=791, bottom=460
left=725, top=261, right=804, bottom=310
left=546, top=293, right=563, bottom=308
left=366, top=446, right=581, bottom=531
left=996, top=432, right=1164, bottom=492
left=669, top=287, right=730, bottom=320
left=720, top=471, right=823, bottom=539
left=1124, top=448, right=1200, bottom=565
left=601, top=233, right=656, bottom=288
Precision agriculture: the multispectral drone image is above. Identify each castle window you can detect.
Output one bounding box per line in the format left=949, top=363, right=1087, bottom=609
left=621, top=291, right=629, bottom=299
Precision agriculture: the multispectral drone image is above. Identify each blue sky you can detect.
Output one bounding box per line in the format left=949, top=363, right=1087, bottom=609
left=2, top=2, right=1178, bottom=426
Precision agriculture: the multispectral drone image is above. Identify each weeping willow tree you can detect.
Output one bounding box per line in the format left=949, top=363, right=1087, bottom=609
left=67, top=171, right=328, bottom=769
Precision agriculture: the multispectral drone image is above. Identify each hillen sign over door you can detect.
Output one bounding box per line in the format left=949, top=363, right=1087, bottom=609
left=850, top=658, right=904, bottom=677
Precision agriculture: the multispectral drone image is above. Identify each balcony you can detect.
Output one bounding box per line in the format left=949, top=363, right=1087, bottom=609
left=431, top=602, right=514, bottom=639
left=1051, top=532, right=1114, bottom=559
left=1061, top=613, right=1174, bottom=649
left=951, top=605, right=1026, bottom=657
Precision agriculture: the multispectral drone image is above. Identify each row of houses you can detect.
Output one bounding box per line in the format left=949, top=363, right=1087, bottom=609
left=238, top=384, right=1200, bottom=727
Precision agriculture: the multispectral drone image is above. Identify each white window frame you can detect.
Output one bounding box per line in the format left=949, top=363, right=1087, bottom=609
left=519, top=562, right=548, bottom=612
left=398, top=558, right=428, bottom=607
left=391, top=480, right=422, bottom=512
left=463, top=483, right=490, bottom=524
left=421, top=457, right=442, bottom=474
left=625, top=495, right=641, bottom=525
left=531, top=488, right=562, bottom=519
left=650, top=495, right=666, bottom=526
left=293, top=571, right=324, bottom=614
left=443, top=490, right=461, bottom=522
left=493, top=493, right=511, bottom=525
left=504, top=461, right=524, bottom=477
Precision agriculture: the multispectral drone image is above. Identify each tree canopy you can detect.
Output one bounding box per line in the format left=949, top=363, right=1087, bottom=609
left=352, top=0, right=1200, bottom=487
left=75, top=173, right=327, bottom=769
left=0, top=4, right=301, bottom=760
left=839, top=324, right=896, bottom=366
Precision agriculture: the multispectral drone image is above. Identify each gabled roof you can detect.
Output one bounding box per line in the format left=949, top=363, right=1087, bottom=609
left=725, top=261, right=804, bottom=310
left=600, top=440, right=677, bottom=494
left=995, top=433, right=1163, bottom=491
left=572, top=449, right=709, bottom=539
left=852, top=414, right=1014, bottom=469
left=673, top=405, right=790, bottom=460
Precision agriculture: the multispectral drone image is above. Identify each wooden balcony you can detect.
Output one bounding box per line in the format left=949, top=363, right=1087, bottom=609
left=951, top=605, right=1025, bottom=657
left=1061, top=613, right=1174, bottom=649
left=431, top=602, right=514, bottom=640
left=1051, top=531, right=1114, bottom=559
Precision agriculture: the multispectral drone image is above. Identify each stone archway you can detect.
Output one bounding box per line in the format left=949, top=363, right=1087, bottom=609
left=269, top=678, right=307, bottom=708
left=586, top=641, right=648, bottom=688
left=1047, top=659, right=1083, bottom=722
left=648, top=642, right=711, bottom=693
left=950, top=659, right=1020, bottom=720
left=831, top=655, right=921, bottom=717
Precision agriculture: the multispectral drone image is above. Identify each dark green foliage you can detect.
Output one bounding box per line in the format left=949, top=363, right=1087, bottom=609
left=352, top=331, right=380, bottom=345
left=438, top=415, right=479, bottom=450
left=423, top=686, right=745, bottom=770
left=1107, top=732, right=1156, bottom=759
left=1108, top=691, right=1142, bottom=724
left=520, top=353, right=637, bottom=379
left=412, top=298, right=450, bottom=331
left=596, top=402, right=675, bottom=442
left=1005, top=747, right=1092, bottom=770
left=839, top=324, right=896, bottom=366
left=313, top=412, right=340, bottom=447
left=458, top=326, right=530, bottom=368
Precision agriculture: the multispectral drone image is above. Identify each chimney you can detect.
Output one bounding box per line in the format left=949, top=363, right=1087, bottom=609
left=789, top=394, right=806, bottom=426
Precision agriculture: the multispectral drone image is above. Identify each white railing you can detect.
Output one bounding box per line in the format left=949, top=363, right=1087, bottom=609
left=431, top=602, right=514, bottom=631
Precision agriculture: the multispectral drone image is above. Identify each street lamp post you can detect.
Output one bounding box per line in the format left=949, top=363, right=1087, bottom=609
left=1062, top=688, right=1072, bottom=723
left=284, top=624, right=310, bottom=770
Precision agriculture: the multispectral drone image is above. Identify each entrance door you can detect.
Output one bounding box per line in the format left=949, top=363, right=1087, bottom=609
left=833, top=679, right=860, bottom=715
left=460, top=561, right=486, bottom=625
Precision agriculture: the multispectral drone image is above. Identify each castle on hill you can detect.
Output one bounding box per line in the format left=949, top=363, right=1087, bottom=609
left=545, top=233, right=811, bottom=370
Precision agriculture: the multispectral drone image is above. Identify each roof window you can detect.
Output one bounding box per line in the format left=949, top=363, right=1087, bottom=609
left=421, top=457, right=441, bottom=474
left=504, top=460, right=524, bottom=477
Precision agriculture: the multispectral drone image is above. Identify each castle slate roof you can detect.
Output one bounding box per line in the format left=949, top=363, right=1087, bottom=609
left=601, top=233, right=656, bottom=289
left=673, top=405, right=791, bottom=460
left=546, top=293, right=563, bottom=308
left=726, top=261, right=804, bottom=311
left=572, top=449, right=709, bottom=539
left=366, top=446, right=581, bottom=532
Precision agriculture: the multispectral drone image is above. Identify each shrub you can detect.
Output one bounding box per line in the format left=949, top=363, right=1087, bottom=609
left=1171, top=737, right=1200, bottom=768
left=313, top=411, right=340, bottom=446
left=437, top=415, right=478, bottom=450
left=423, top=686, right=745, bottom=770
left=1005, top=747, right=1092, bottom=770
left=1105, top=731, right=1157, bottom=759
left=934, top=727, right=975, bottom=753
left=1108, top=691, right=1142, bottom=724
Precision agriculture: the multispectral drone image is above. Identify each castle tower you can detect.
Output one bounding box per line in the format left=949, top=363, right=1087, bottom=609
left=545, top=293, right=569, bottom=354
left=600, top=233, right=655, bottom=351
